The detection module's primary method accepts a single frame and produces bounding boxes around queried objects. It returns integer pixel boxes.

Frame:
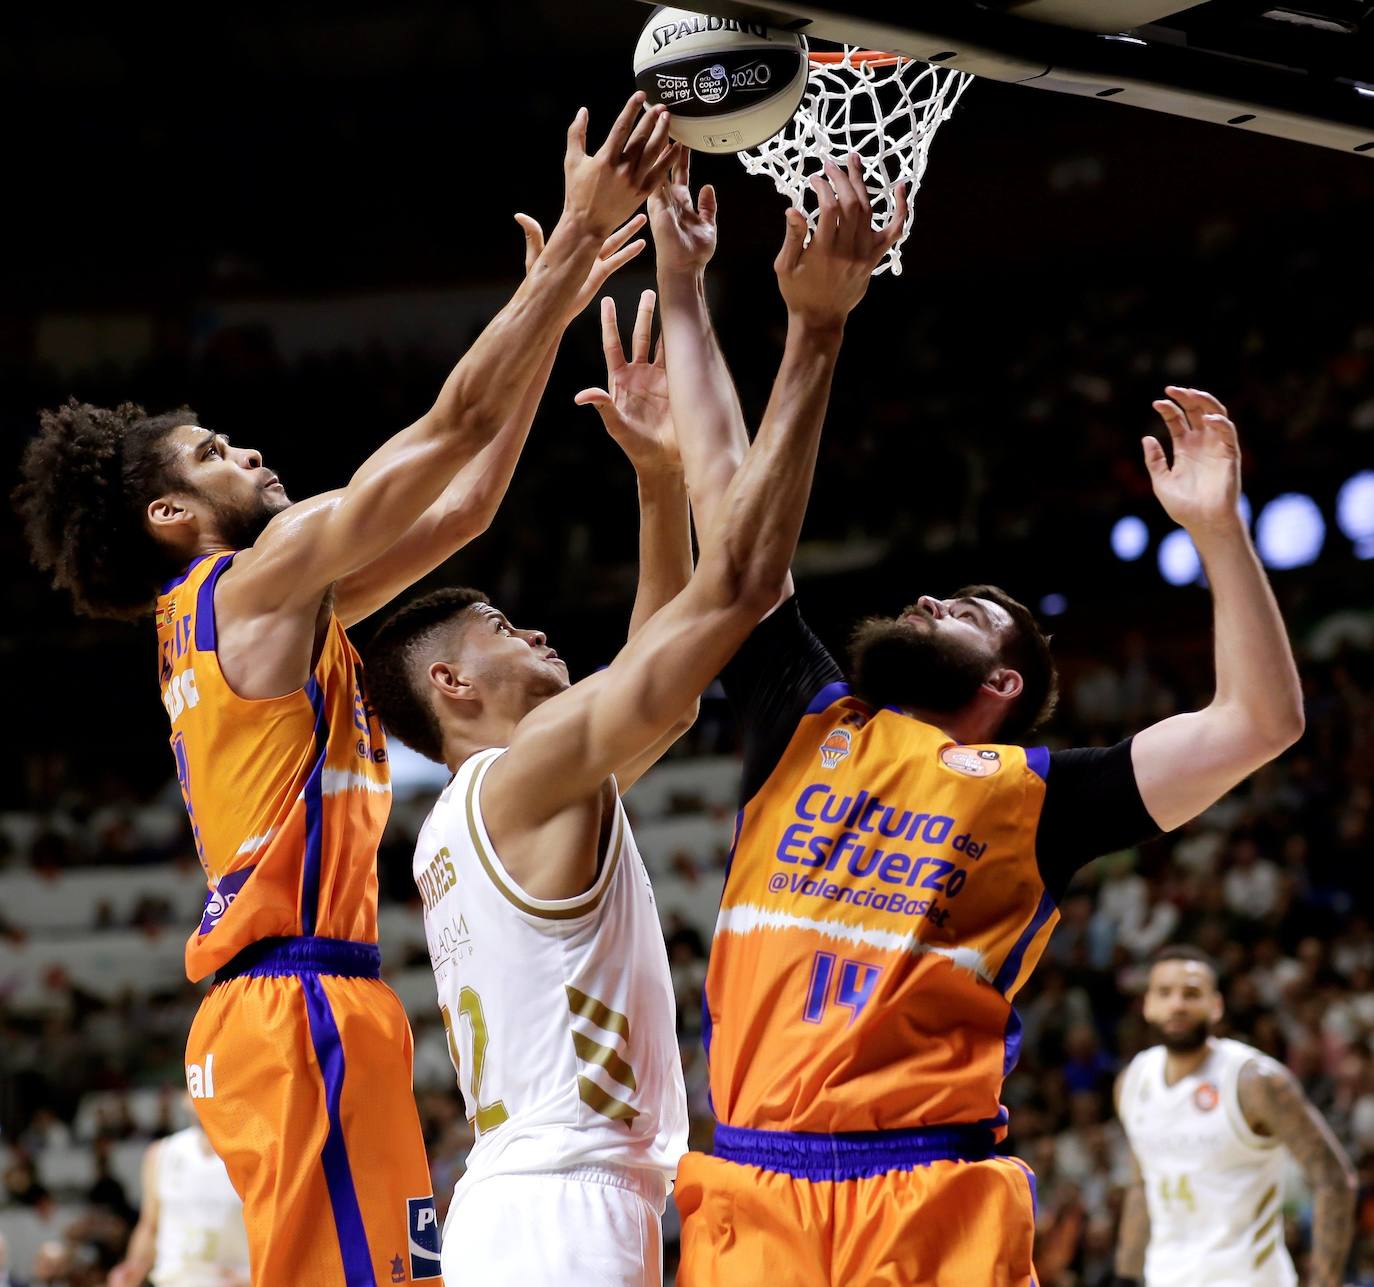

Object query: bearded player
[648,156,1307,1284]
[1114,946,1355,1287]
[14,94,675,1286]
[361,166,905,1285]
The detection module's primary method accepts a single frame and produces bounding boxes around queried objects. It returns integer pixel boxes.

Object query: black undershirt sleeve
[1035,738,1161,902]
[719,596,845,806]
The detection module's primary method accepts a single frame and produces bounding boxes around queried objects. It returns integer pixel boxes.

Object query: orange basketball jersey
[704,682,1056,1139]
[154,553,391,980]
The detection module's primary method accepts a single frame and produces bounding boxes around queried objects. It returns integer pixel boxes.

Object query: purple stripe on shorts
[301,974,377,1286]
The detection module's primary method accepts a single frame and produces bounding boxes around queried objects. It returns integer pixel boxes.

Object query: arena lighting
[1255,493,1325,569]
[1039,593,1068,616]
[1336,471,1374,543]
[1111,515,1149,560]
[1158,528,1202,586]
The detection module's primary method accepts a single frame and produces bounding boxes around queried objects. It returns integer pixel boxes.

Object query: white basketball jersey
[413,748,689,1192]
[1119,1038,1296,1287]
[151,1128,249,1287]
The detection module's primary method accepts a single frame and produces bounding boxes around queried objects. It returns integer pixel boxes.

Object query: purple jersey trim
[300,677,329,937]
[192,554,235,652]
[1026,745,1050,781]
[992,888,1057,995]
[804,680,852,716]
[159,553,215,596]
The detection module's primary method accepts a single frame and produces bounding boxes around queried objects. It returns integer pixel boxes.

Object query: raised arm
[1237,1059,1356,1287]
[219,98,676,621]
[649,151,756,548]
[575,289,696,788]
[485,159,906,834]
[332,214,649,627]
[1129,387,1305,831]
[575,290,692,642]
[1113,1070,1150,1285]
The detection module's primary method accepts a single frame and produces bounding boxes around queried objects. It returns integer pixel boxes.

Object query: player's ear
[428,661,477,705]
[147,495,196,532]
[982,667,1023,702]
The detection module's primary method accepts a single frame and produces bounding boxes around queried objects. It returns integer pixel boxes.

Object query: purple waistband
[711,1122,996,1181]
[213,936,381,983]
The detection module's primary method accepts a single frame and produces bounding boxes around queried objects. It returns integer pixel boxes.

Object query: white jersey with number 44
[1119,1037,1296,1287]
[413,748,688,1190]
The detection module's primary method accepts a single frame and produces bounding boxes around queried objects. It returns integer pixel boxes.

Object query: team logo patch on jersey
[819,728,852,769]
[939,746,1001,778]
[1193,1082,1219,1112]
[197,865,257,936]
[406,1195,441,1279]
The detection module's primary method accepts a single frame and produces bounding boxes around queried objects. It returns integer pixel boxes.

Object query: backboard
[631,1,1374,156]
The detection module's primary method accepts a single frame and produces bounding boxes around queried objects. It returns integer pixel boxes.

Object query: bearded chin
[217,494,282,551]
[1159,1022,1211,1053]
[848,618,992,714]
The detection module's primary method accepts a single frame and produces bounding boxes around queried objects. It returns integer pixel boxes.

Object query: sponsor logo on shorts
[407,1196,441,1279]
[186,1052,215,1099]
[940,746,1002,777]
[819,728,852,769]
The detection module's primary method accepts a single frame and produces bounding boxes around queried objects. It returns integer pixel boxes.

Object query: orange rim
[808,49,907,67]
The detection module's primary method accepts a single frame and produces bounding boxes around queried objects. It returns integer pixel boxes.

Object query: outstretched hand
[575,289,680,477]
[515,211,647,322]
[774,153,907,329]
[563,93,681,239]
[648,148,718,276]
[1143,386,1243,537]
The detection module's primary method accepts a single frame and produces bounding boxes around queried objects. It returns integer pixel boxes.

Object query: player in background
[108,1104,250,1287]
[15,93,675,1287]
[361,169,905,1285]
[1114,946,1355,1287]
[648,155,1308,1284]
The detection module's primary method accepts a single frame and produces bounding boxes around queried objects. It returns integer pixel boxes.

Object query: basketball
[632,7,808,153]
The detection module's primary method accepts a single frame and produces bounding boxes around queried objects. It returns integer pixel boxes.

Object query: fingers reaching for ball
[774,153,909,327]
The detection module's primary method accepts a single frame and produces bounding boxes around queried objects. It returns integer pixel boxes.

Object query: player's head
[1143,945,1223,1052]
[847,585,1057,743]
[13,399,290,620]
[364,588,570,763]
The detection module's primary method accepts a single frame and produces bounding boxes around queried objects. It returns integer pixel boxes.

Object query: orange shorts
[185,938,442,1286]
[676,1130,1038,1287]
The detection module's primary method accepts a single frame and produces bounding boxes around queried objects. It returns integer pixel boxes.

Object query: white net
[738,48,972,277]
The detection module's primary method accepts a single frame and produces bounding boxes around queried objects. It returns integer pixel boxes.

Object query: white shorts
[442,1164,667,1286]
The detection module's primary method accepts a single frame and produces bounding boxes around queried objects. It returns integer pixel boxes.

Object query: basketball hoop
[738,46,972,277]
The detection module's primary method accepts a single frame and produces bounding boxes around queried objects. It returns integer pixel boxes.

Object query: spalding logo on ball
[633,8,809,154]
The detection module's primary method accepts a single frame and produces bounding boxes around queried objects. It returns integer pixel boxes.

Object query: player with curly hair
[14,95,675,1287]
